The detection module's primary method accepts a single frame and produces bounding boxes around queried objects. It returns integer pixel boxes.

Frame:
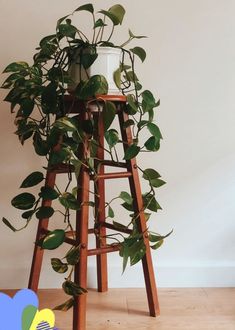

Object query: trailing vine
[1,3,172,310]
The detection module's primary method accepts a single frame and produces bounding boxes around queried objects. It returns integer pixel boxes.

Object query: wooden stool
[28,95,160,330]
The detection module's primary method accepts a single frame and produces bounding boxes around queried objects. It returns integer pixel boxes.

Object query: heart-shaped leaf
[63,280,87,296]
[65,246,80,265]
[119,191,133,205]
[39,186,59,200]
[147,123,163,140]
[130,47,146,62]
[105,129,119,148]
[144,136,160,151]
[59,193,80,210]
[103,101,116,131]
[11,193,36,210]
[36,206,54,219]
[143,168,161,181]
[40,229,65,250]
[51,258,68,273]
[123,144,140,160]
[3,61,29,73]
[74,4,94,14]
[20,171,44,188]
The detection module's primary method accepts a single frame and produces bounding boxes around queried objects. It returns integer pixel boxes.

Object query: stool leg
[118,110,160,316]
[94,112,108,292]
[73,153,90,329]
[28,171,57,292]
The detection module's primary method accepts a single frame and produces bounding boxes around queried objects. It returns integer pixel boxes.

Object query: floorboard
[3,288,235,329]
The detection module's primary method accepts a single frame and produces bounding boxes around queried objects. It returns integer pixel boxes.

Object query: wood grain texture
[3,288,235,330]
[119,109,160,316]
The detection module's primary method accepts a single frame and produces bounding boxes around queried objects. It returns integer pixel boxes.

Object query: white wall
[0,0,234,289]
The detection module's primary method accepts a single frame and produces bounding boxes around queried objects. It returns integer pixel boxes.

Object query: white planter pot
[69,46,121,95]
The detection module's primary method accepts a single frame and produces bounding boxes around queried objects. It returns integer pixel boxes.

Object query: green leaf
[1,73,24,89]
[120,235,146,272]
[33,132,50,156]
[123,119,135,129]
[142,90,156,113]
[120,242,129,273]
[94,18,107,29]
[144,136,160,151]
[56,15,70,29]
[121,202,134,211]
[39,186,59,200]
[144,213,151,221]
[81,52,98,70]
[74,3,94,14]
[58,23,77,38]
[41,82,58,114]
[49,148,70,165]
[81,119,94,135]
[51,258,68,273]
[66,245,80,265]
[59,192,80,210]
[113,67,121,89]
[150,178,166,188]
[40,229,65,250]
[108,206,114,218]
[2,217,16,232]
[151,239,164,250]
[147,123,163,140]
[76,75,108,99]
[129,240,146,266]
[105,129,119,148]
[3,61,29,73]
[119,191,133,205]
[98,10,118,24]
[143,168,165,188]
[143,194,162,212]
[125,71,138,83]
[126,95,138,113]
[123,144,140,160]
[20,171,44,188]
[129,29,147,40]
[109,4,125,24]
[63,280,87,296]
[143,168,161,180]
[36,206,54,219]
[103,101,116,131]
[11,193,36,210]
[149,229,173,243]
[54,298,74,311]
[71,159,82,179]
[20,98,34,118]
[99,4,125,26]
[53,117,77,132]
[130,47,146,62]
[21,210,35,219]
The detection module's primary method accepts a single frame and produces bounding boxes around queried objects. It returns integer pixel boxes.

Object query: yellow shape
[29,308,55,329]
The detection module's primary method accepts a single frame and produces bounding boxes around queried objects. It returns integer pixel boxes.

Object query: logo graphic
[0,289,58,330]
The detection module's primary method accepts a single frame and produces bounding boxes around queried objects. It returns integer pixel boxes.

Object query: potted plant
[1,3,171,310]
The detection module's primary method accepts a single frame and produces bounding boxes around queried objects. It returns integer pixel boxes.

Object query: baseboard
[1,265,235,289]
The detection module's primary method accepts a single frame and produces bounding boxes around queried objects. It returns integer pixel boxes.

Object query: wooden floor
[4,288,235,329]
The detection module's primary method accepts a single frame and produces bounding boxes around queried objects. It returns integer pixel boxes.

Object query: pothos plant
[1,3,172,310]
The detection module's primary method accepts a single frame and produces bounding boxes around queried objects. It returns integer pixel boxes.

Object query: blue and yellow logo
[0,289,58,330]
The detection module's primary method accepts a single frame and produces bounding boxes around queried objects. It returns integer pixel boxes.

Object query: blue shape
[0,288,38,330]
